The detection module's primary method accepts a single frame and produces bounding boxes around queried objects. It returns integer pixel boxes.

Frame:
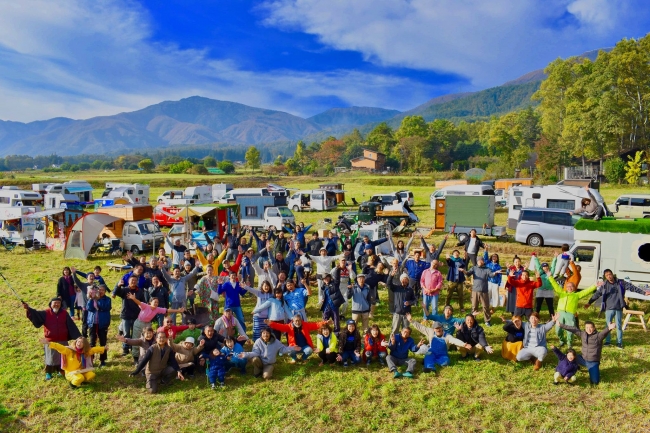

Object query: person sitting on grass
[170,336,204,379]
[315,323,338,366]
[550,345,579,385]
[557,318,616,385]
[267,315,331,363]
[221,337,247,374]
[500,315,525,362]
[406,313,465,374]
[363,324,387,366]
[337,319,362,367]
[238,327,300,380]
[515,312,554,371]
[426,305,465,336]
[40,336,105,388]
[214,307,249,343]
[454,314,494,361]
[207,346,229,389]
[382,326,424,378]
[130,331,184,394]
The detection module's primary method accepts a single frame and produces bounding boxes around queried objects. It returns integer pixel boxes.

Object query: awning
[26,209,65,219]
[65,186,93,193]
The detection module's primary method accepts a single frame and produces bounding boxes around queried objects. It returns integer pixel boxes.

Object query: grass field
[1,171,650,432]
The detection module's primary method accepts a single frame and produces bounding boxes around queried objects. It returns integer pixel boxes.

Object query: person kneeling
[130,331,184,393]
[41,337,105,388]
[382,327,424,378]
[551,345,578,385]
[337,320,362,367]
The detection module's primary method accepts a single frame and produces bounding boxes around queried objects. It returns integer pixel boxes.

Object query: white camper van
[218,188,269,204]
[0,206,41,243]
[100,183,150,205]
[183,185,212,204]
[507,185,606,230]
[287,189,337,212]
[0,187,42,207]
[610,194,650,219]
[38,181,94,203]
[429,185,494,209]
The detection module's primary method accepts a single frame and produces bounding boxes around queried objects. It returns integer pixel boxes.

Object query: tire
[387,220,397,230]
[457,233,469,244]
[131,245,141,254]
[292,205,300,212]
[158,199,163,203]
[527,234,543,247]
[337,221,351,232]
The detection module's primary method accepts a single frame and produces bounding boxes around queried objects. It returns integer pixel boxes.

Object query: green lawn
[1,171,650,432]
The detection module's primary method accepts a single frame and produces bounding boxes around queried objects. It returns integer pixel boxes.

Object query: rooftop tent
[64,213,121,260]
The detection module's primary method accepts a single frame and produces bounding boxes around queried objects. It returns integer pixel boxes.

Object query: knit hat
[432,321,443,329]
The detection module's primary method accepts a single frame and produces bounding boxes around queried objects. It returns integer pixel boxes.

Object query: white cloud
[260,0,644,87]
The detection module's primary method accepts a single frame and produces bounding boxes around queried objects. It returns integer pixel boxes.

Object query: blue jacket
[207,354,228,373]
[404,258,431,281]
[119,272,148,291]
[483,251,502,285]
[326,236,339,256]
[253,298,292,321]
[425,313,464,336]
[217,281,247,308]
[387,333,418,359]
[86,296,112,329]
[446,257,466,283]
[284,287,309,312]
[287,224,312,246]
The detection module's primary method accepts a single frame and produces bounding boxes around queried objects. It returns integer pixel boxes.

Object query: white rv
[287,189,337,212]
[183,185,212,204]
[218,188,269,204]
[0,206,41,243]
[507,185,606,230]
[0,187,42,208]
[37,181,94,203]
[99,183,150,206]
[429,185,494,209]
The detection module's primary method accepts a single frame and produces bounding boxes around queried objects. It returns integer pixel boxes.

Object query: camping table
[107,262,133,272]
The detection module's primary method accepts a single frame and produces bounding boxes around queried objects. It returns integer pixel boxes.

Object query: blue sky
[0,0,649,122]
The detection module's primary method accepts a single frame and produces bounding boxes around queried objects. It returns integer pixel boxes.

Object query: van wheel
[158,199,163,203]
[527,234,543,247]
[131,245,140,254]
[457,233,469,244]
[292,205,300,212]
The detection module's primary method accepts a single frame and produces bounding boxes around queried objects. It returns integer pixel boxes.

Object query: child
[117,327,156,366]
[557,318,616,385]
[74,286,85,320]
[363,324,387,366]
[207,347,229,388]
[222,337,247,373]
[170,337,204,378]
[550,345,579,385]
[315,323,338,366]
[555,244,573,279]
[41,337,105,388]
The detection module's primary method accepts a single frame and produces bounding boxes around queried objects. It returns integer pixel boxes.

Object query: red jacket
[160,324,189,341]
[268,320,327,348]
[364,333,387,355]
[508,276,542,309]
[220,253,243,277]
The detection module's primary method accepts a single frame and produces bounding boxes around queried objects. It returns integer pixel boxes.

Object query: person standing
[455,229,485,267]
[388,274,415,334]
[445,250,467,313]
[461,256,501,327]
[584,269,650,349]
[483,247,502,309]
[420,259,443,319]
[113,276,147,357]
[85,285,112,367]
[548,274,597,348]
[531,254,557,318]
[347,274,372,331]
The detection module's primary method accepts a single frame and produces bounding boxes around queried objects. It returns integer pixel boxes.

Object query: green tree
[217,160,235,174]
[274,155,285,166]
[191,164,208,175]
[203,156,217,167]
[60,162,71,171]
[91,160,103,169]
[169,160,193,174]
[625,151,647,185]
[603,156,626,184]
[293,141,306,163]
[395,116,428,139]
[138,158,155,172]
[366,122,397,155]
[245,146,261,172]
[100,161,112,170]
[78,162,90,171]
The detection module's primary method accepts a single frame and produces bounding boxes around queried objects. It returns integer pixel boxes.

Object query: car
[157,190,184,203]
[514,208,579,247]
[395,190,415,206]
[611,194,650,219]
[370,193,401,205]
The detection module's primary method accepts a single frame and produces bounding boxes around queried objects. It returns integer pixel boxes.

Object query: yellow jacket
[549,276,597,315]
[316,333,338,352]
[49,342,105,374]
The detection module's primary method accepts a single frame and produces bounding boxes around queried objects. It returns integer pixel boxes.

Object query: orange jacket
[508,276,542,309]
[268,320,327,348]
[565,262,581,289]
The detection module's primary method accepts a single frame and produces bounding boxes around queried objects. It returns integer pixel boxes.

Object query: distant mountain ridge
[0,49,608,157]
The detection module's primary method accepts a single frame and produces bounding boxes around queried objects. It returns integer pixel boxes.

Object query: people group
[23,223,650,391]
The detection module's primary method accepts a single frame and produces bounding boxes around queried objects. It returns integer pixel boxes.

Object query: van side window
[127,225,138,235]
[267,209,279,217]
[546,199,575,210]
[513,205,522,210]
[574,247,594,262]
[482,189,495,195]
[631,198,645,207]
[532,193,541,199]
[544,212,570,226]
[616,197,629,205]
[521,210,543,222]
[245,206,258,217]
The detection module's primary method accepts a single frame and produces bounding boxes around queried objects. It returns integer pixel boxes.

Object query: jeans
[68,295,76,317]
[604,309,622,345]
[340,350,360,364]
[577,356,601,384]
[231,307,246,333]
[155,313,165,327]
[422,293,439,318]
[121,319,135,353]
[170,301,185,325]
[291,345,313,361]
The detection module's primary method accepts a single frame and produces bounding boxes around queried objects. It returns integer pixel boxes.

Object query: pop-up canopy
[64,213,121,260]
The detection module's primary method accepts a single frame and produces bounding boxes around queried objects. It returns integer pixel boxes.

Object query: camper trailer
[211,183,234,202]
[0,187,42,208]
[507,185,607,230]
[569,218,650,291]
[98,183,150,206]
[35,181,94,204]
[429,185,494,209]
[183,185,212,204]
[0,206,41,244]
[287,189,337,212]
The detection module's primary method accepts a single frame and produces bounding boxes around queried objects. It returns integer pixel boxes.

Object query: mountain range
[0,50,604,157]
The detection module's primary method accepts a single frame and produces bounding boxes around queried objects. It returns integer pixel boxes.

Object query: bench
[622,308,647,332]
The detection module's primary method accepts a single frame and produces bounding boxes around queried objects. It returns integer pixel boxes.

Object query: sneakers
[403,372,414,379]
[474,357,482,362]
[484,322,491,327]
[393,371,402,379]
[343,361,349,367]
[45,373,53,381]
[220,382,225,387]
[211,384,216,390]
[616,343,623,350]
[423,368,431,374]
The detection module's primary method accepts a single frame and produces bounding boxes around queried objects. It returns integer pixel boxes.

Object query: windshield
[278,207,293,217]
[138,223,160,235]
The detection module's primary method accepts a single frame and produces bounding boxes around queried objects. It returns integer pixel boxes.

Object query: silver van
[515,208,579,247]
[611,195,650,218]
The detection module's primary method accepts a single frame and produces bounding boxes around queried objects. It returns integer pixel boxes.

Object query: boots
[533,360,542,371]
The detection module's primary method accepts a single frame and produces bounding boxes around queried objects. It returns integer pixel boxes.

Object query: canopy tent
[25,209,65,219]
[64,213,121,260]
